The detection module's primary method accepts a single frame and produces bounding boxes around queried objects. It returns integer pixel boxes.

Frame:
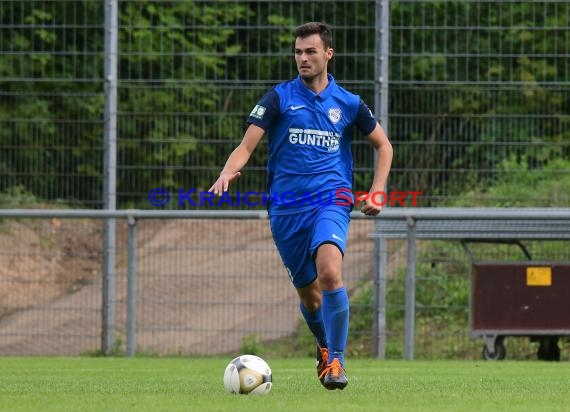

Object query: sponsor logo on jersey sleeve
[331,233,344,243]
[249,104,266,119]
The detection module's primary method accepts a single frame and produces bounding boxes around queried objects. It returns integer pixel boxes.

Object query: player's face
[294,34,333,81]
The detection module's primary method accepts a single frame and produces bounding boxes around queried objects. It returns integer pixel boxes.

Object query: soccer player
[209,22,393,390]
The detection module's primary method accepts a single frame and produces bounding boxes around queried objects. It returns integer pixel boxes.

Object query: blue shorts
[269,205,351,289]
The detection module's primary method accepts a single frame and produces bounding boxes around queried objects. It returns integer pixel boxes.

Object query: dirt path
[0,218,375,355]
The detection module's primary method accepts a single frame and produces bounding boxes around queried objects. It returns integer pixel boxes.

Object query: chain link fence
[2,1,568,206]
[0,213,374,357]
[389,0,570,206]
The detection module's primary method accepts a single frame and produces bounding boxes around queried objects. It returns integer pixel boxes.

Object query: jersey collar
[295,73,336,101]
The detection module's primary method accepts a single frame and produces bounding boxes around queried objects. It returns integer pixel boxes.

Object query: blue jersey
[247,74,377,215]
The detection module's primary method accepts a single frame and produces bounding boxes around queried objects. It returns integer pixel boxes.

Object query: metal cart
[462,239,570,361]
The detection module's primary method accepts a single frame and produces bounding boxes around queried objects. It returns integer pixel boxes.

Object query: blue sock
[322,287,349,366]
[299,303,327,349]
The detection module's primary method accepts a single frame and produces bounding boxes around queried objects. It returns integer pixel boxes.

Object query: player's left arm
[353,99,394,216]
[361,123,393,216]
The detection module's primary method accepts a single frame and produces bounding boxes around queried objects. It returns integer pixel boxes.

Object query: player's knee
[317,264,342,290]
[301,297,322,312]
[318,260,340,278]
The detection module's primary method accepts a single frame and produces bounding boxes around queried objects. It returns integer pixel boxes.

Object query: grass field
[1,357,569,412]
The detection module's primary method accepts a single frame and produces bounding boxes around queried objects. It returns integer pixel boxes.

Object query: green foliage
[455,156,570,207]
[349,279,374,335]
[116,2,250,200]
[239,333,267,356]
[0,0,103,204]
[343,239,570,360]
[0,185,38,208]
[391,2,568,83]
[2,1,569,206]
[388,1,570,205]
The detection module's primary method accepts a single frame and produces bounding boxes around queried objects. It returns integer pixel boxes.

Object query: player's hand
[208,171,241,195]
[359,194,382,216]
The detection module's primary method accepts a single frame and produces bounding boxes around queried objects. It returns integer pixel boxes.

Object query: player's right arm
[208,124,265,195]
[210,89,280,196]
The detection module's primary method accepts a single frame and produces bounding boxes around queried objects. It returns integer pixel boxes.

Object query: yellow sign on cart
[526,267,552,286]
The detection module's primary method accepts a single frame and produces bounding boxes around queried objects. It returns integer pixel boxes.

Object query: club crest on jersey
[328,107,342,124]
[249,104,266,119]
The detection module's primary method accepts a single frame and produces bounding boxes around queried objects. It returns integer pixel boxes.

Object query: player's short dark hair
[294,22,333,49]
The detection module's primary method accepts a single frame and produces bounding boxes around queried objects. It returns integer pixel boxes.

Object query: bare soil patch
[0,217,375,355]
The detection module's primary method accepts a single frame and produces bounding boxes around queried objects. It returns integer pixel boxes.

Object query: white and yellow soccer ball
[223,354,272,395]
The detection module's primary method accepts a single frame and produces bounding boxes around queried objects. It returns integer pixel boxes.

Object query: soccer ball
[223,354,272,395]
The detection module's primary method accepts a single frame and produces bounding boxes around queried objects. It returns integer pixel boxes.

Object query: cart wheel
[482,340,506,361]
[537,336,560,361]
